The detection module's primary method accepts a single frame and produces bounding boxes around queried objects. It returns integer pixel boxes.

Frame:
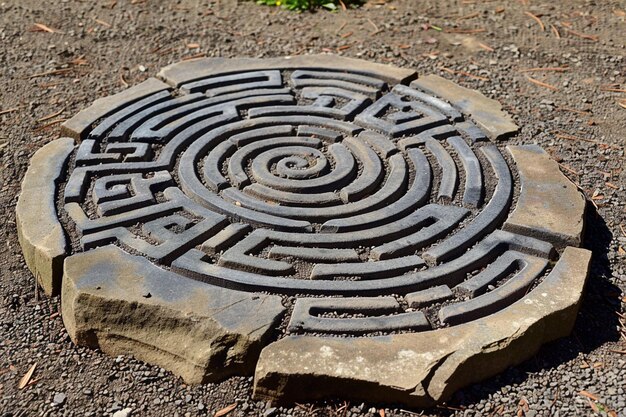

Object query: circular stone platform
[16,55,590,407]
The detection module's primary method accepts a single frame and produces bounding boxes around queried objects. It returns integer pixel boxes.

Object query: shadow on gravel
[438,202,623,413]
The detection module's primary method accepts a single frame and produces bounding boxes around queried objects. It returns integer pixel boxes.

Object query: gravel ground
[1,1,625,416]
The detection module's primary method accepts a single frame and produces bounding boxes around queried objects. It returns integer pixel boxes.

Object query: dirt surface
[1,0,625,416]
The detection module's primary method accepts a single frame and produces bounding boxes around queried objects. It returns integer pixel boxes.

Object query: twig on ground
[156,47,175,56]
[525,11,545,31]
[28,69,73,79]
[558,162,580,176]
[579,390,599,401]
[69,55,89,66]
[525,75,558,91]
[213,403,237,417]
[182,52,207,60]
[445,27,486,34]
[334,401,349,417]
[550,387,560,408]
[440,67,489,81]
[31,23,58,33]
[336,42,355,51]
[555,132,621,149]
[436,404,464,411]
[33,118,66,132]
[520,66,569,72]
[489,405,505,417]
[550,24,561,38]
[18,363,37,389]
[587,399,600,413]
[335,20,347,34]
[93,17,111,27]
[366,18,379,33]
[457,12,480,21]
[556,106,591,115]
[564,28,599,41]
[119,72,128,88]
[37,108,65,122]
[0,108,19,116]
[398,410,424,416]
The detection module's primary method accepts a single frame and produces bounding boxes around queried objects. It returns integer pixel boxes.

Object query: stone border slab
[157,54,418,87]
[62,244,286,384]
[411,75,519,140]
[16,137,74,296]
[60,77,171,140]
[253,247,591,407]
[503,145,586,248]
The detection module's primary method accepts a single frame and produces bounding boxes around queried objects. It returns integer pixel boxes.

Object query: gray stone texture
[158,54,417,87]
[411,75,519,140]
[62,244,285,384]
[254,247,591,407]
[60,77,171,139]
[16,137,74,295]
[504,145,586,248]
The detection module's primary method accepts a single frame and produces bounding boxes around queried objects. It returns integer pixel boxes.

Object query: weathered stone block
[16,137,74,295]
[62,245,285,383]
[504,145,586,248]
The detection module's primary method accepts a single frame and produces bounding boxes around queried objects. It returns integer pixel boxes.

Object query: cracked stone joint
[16,55,590,407]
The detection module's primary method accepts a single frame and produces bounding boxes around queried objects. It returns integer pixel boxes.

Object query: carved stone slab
[16,55,589,407]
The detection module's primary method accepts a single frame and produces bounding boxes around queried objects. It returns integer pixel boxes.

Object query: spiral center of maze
[61,67,556,336]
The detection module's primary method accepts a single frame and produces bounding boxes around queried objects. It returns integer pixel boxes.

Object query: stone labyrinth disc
[17,55,590,407]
